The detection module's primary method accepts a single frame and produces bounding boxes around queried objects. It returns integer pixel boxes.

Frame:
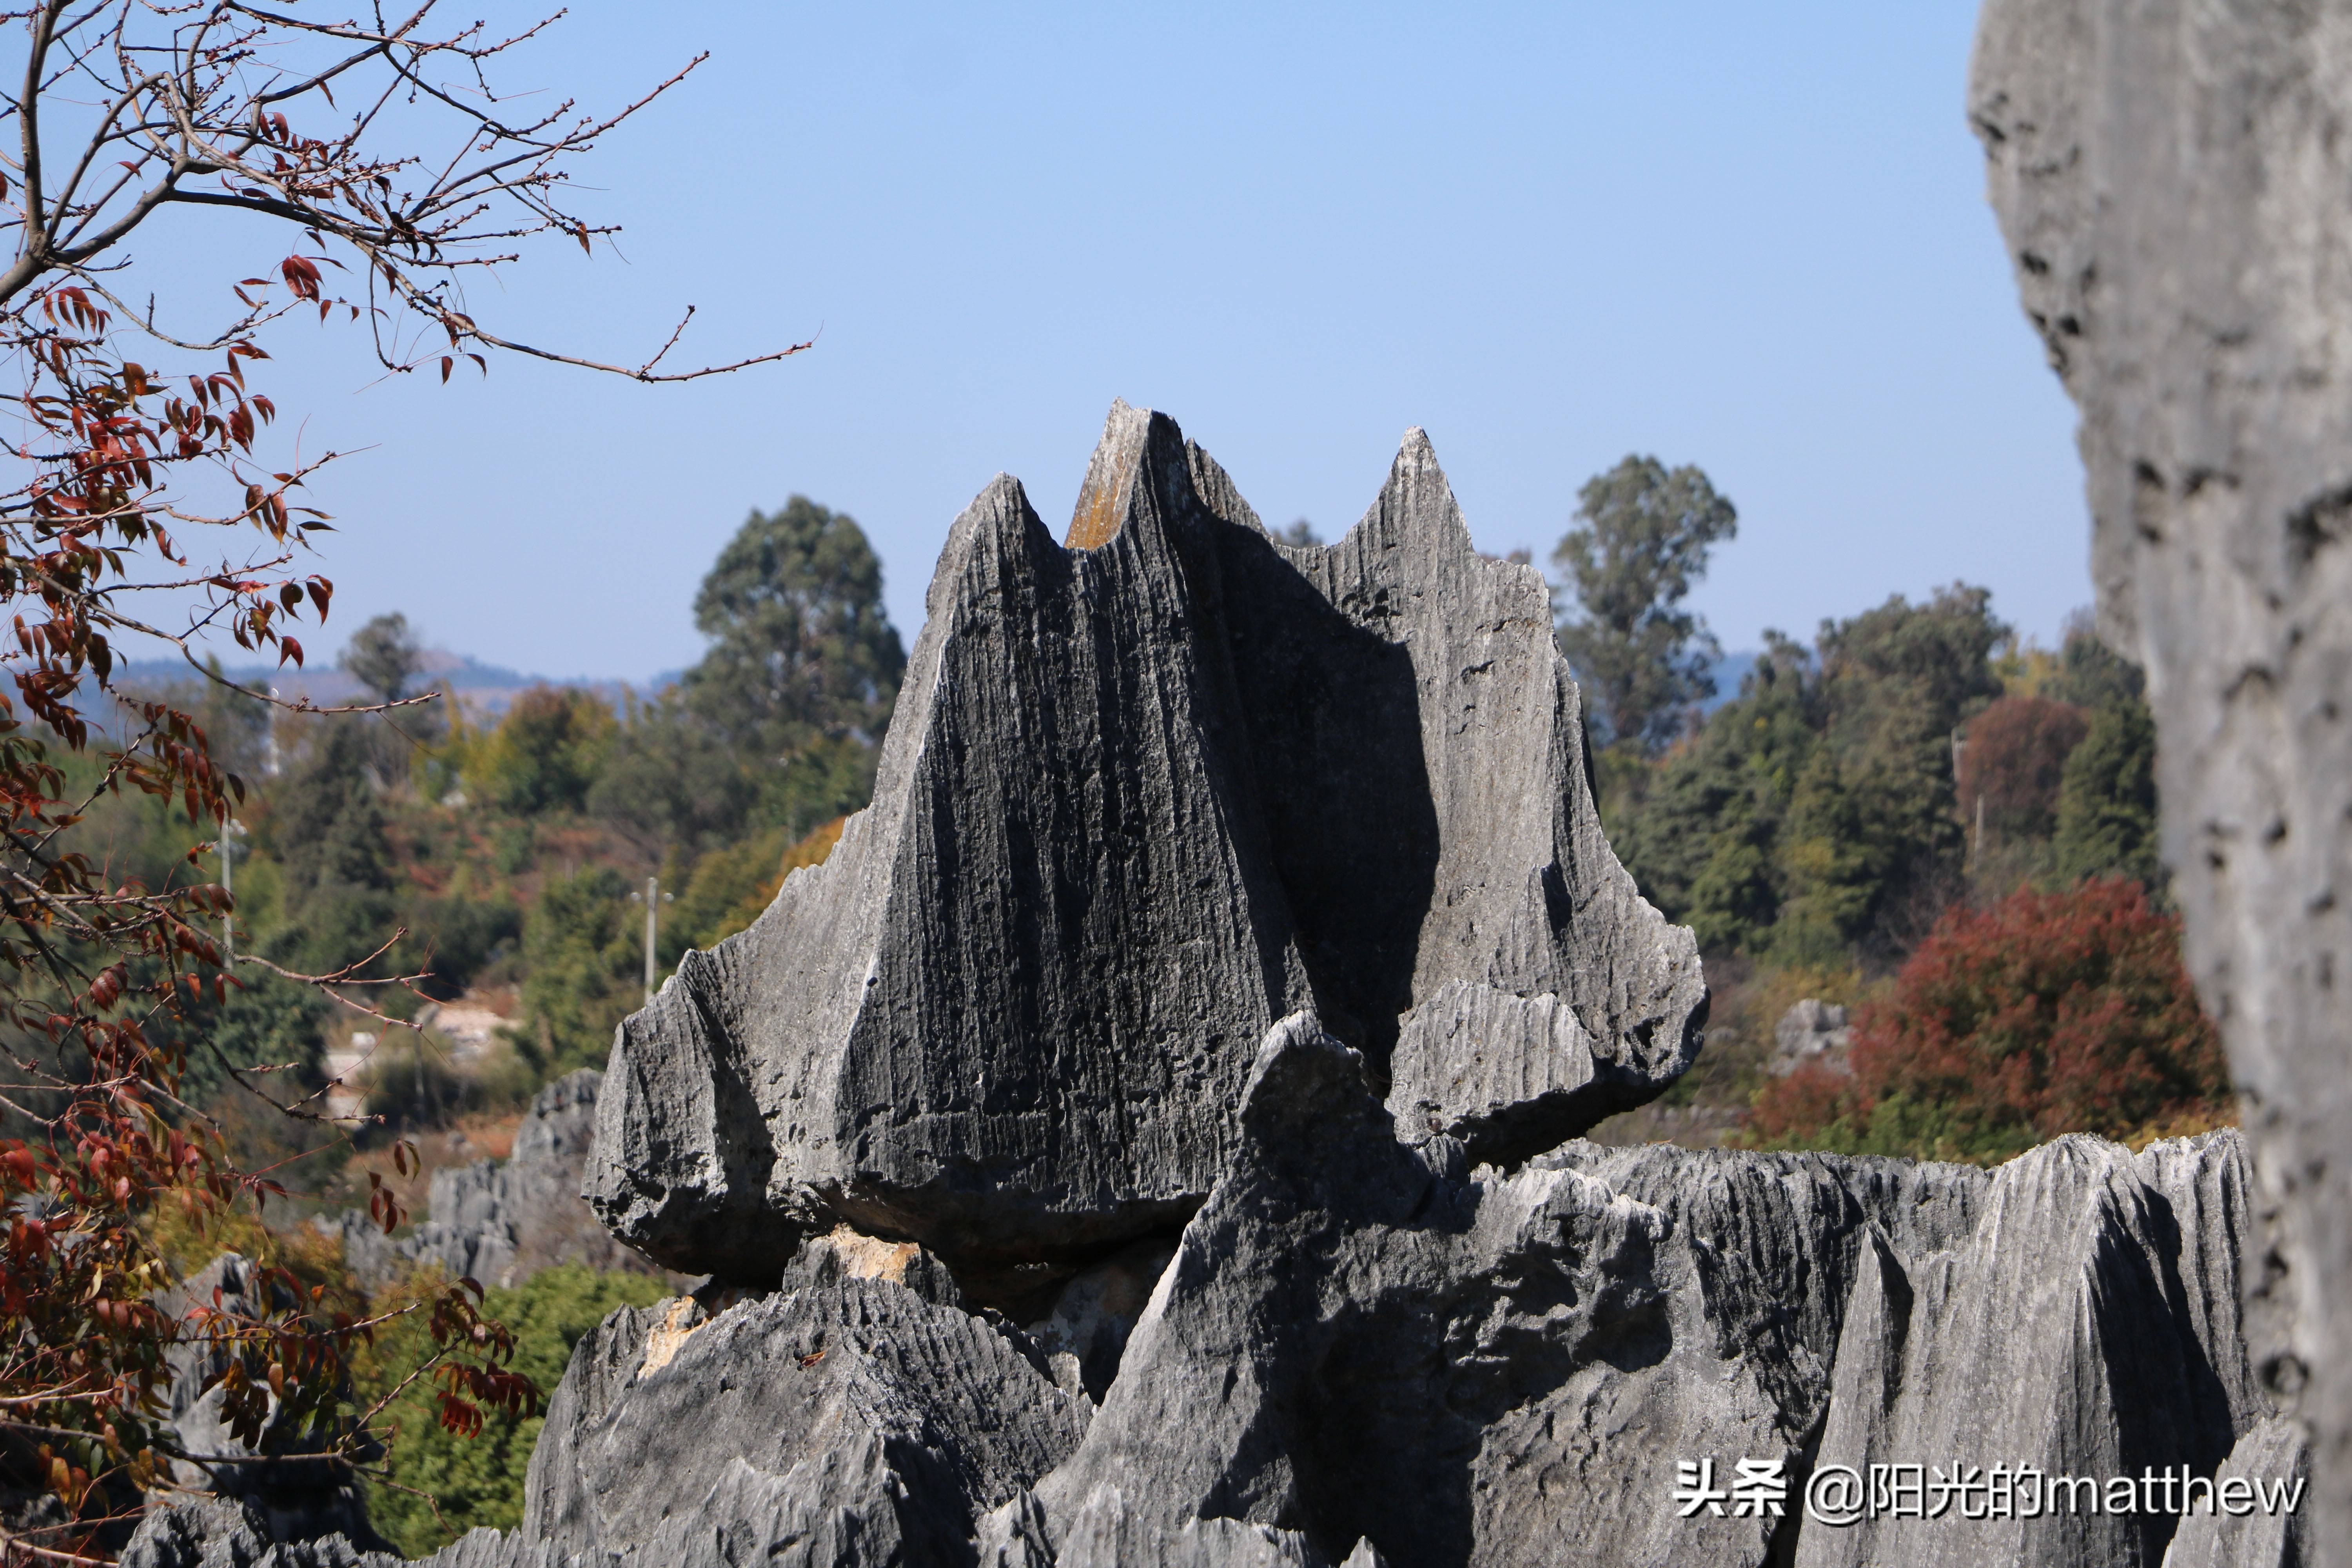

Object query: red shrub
[1749,877,2229,1159]
[1957,694,2091,838]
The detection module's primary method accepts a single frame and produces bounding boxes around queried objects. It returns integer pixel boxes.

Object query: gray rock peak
[586,402,1704,1281]
[1769,998,1855,1078]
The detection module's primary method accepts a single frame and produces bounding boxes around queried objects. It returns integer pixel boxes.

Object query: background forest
[62,461,2223,1550]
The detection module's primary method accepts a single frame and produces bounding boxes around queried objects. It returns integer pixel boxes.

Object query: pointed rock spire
[586,404,1704,1283]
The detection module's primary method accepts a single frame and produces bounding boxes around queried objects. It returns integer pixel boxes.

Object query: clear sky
[157,1,2087,682]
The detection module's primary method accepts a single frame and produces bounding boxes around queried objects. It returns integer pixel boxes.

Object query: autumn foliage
[1955,693,2091,839]
[1748,877,2230,1163]
[0,3,795,1556]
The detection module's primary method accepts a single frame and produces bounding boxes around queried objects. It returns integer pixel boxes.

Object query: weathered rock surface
[586,403,1704,1281]
[2160,1415,2311,1568]
[321,1070,653,1292]
[132,1050,2279,1565]
[152,1255,383,1550]
[1768,998,1854,1078]
[133,410,2294,1565]
[1022,1019,2262,1567]
[519,1266,1088,1567]
[1971,1,2352,1552]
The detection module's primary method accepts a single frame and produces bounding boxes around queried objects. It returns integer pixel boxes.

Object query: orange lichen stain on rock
[821,1224,923,1284]
[1064,451,1136,550]
[636,1296,706,1380]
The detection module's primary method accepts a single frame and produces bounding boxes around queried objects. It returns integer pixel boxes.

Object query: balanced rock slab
[587,403,1703,1280]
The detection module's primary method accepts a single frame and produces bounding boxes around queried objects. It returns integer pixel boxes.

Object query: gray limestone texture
[516,1270,1088,1568]
[1768,998,1854,1078]
[149,1255,384,1551]
[320,1070,653,1292]
[1971,0,2350,1554]
[1025,1017,2257,1568]
[126,1020,2275,1566]
[585,402,1705,1282]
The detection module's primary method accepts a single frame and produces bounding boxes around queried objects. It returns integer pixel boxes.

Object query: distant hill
[107,650,641,723]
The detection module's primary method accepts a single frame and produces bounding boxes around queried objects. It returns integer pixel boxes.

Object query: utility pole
[643,876,658,1003]
[631,876,672,1005]
[219,819,245,962]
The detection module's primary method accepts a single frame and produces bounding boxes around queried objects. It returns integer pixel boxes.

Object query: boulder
[1972,0,2352,1550]
[586,402,1704,1282]
[517,1270,1089,1567]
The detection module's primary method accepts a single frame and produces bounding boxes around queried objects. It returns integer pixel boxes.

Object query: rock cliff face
[583,403,1705,1282]
[1970,1,2344,1554]
[126,410,2287,1566]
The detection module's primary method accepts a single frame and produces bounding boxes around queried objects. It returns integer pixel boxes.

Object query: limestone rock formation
[1768,998,1854,1078]
[323,1070,653,1292]
[1971,1,2350,1551]
[518,1272,1089,1566]
[150,1256,384,1550]
[126,411,2289,1565]
[586,402,1704,1282]
[141,1015,2277,1567]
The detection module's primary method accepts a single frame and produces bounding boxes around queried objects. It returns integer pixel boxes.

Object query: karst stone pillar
[1973,0,2352,1550]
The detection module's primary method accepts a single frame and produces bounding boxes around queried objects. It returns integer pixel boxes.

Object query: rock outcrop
[150,1256,383,1550]
[132,1018,2279,1567]
[1769,998,1853,1078]
[129,410,2292,1566]
[585,403,1704,1282]
[324,1070,654,1292]
[1970,0,2343,1552]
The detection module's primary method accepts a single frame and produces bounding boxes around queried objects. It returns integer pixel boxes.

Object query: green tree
[590,690,761,857]
[1614,637,1819,951]
[514,867,642,1076]
[1808,584,2007,949]
[363,1265,669,1555]
[2043,613,2147,711]
[472,687,618,816]
[2053,699,2162,888]
[683,497,907,758]
[341,612,426,702]
[261,724,400,980]
[1551,456,1737,751]
[1613,588,2006,961]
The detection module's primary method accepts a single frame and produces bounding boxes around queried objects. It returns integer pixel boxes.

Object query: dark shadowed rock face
[1971,1,2349,1553]
[585,403,1705,1281]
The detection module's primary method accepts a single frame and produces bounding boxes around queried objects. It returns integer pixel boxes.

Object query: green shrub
[363,1265,668,1555]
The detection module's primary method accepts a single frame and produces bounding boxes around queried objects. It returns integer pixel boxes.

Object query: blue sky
[156,2,2086,681]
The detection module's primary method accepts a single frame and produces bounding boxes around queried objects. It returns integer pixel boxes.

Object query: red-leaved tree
[1955,693,2091,840]
[0,4,797,1558]
[1748,877,2230,1162]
